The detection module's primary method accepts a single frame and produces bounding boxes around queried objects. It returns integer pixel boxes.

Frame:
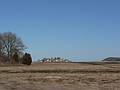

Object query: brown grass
[0,63,120,90]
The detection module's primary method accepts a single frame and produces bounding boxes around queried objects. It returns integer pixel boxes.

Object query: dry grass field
[0,62,120,90]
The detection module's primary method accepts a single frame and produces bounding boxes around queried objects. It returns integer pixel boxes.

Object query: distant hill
[103,57,120,62]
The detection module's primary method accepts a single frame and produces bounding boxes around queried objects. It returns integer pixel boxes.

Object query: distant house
[103,57,120,62]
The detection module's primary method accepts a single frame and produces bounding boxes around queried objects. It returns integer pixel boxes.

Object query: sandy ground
[0,63,120,90]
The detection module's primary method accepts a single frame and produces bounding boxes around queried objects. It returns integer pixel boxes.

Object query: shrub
[22,53,32,65]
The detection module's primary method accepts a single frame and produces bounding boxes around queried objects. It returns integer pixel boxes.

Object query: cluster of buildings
[39,57,71,63]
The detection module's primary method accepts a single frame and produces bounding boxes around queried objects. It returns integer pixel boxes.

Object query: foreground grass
[0,63,120,90]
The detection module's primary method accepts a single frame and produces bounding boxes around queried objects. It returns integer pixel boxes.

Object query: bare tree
[0,32,26,60]
[0,40,2,56]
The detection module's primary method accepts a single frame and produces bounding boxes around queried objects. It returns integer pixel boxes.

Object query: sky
[0,0,120,61]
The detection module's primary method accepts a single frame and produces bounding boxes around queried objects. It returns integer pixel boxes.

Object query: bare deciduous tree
[0,32,26,61]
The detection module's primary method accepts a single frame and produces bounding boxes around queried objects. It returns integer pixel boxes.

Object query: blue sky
[0,0,120,61]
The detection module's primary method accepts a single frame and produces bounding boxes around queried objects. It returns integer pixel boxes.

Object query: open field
[0,62,120,90]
